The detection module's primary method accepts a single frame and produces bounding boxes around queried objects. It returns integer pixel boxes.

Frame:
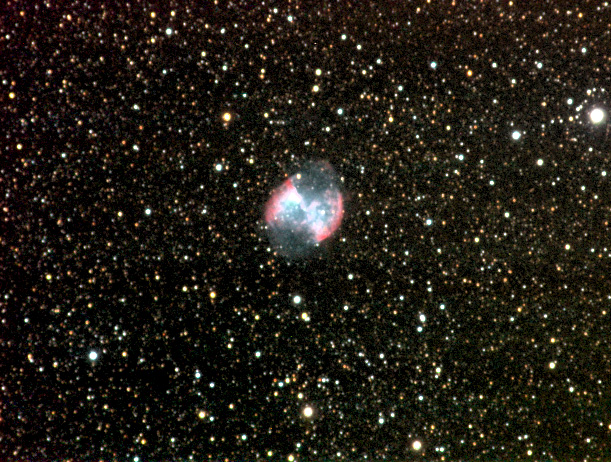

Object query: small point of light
[312,84,319,93]
[89,351,98,361]
[549,361,556,369]
[430,61,437,69]
[210,291,216,299]
[419,314,426,322]
[511,130,521,140]
[165,27,173,36]
[222,112,232,122]
[145,208,151,215]
[337,108,343,115]
[590,107,605,124]
[413,440,422,451]
[537,158,544,166]
[293,295,301,304]
[565,243,571,250]
[215,163,223,171]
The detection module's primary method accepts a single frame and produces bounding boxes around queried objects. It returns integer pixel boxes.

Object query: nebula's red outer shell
[265,163,343,254]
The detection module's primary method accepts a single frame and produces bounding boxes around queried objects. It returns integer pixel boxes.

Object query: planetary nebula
[265,161,343,258]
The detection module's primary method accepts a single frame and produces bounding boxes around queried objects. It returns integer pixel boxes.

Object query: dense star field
[2,1,611,460]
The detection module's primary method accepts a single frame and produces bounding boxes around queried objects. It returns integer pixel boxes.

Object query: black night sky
[3,1,611,461]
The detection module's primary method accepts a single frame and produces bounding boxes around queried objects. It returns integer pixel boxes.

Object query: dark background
[2,0,611,460]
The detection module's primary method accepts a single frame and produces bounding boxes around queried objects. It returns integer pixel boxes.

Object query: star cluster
[3,1,611,460]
